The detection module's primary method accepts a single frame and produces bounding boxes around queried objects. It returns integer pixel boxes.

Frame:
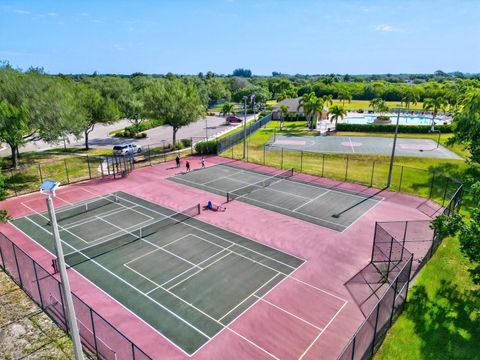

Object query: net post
[197,203,201,215]
[87,156,92,179]
[64,159,70,184]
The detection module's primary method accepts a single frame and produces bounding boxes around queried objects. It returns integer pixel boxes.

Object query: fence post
[281,148,284,169]
[12,244,23,288]
[389,275,400,327]
[86,156,92,179]
[247,140,249,162]
[351,336,356,360]
[57,282,68,334]
[405,254,414,293]
[38,164,43,183]
[148,146,152,166]
[191,137,193,154]
[400,221,408,260]
[441,178,450,207]
[32,262,44,308]
[322,154,325,177]
[89,309,100,357]
[10,169,18,196]
[300,151,304,172]
[371,303,382,356]
[370,161,375,187]
[398,166,404,192]
[386,234,394,277]
[429,172,436,199]
[371,222,378,260]
[64,159,70,184]
[345,155,349,181]
[263,146,266,165]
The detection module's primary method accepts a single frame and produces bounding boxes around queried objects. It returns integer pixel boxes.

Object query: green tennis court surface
[168,164,381,231]
[12,191,304,355]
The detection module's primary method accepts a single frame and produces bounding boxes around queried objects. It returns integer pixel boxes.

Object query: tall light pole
[386,107,402,188]
[40,181,84,360]
[205,116,208,140]
[242,96,247,159]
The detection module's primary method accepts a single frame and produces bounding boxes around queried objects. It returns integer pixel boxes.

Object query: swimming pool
[342,115,450,126]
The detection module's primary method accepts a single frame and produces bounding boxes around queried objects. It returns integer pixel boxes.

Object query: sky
[1,0,479,75]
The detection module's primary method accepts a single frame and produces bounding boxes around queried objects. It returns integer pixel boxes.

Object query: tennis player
[186,160,191,172]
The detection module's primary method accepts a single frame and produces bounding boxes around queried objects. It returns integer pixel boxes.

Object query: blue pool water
[343,115,449,126]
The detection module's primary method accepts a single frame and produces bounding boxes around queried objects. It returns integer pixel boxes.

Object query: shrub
[336,123,453,133]
[195,140,218,154]
[180,138,192,148]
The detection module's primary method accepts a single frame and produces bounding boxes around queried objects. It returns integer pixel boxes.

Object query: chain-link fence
[221,141,462,210]
[1,138,204,199]
[0,232,152,359]
[339,183,464,360]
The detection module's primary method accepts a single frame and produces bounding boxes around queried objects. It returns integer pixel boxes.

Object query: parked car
[226,116,243,123]
[113,144,142,156]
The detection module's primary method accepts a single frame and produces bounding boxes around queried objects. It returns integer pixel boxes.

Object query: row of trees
[0,65,206,167]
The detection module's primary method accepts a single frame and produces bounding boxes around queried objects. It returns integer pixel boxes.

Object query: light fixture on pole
[242,96,247,159]
[40,180,84,360]
[386,107,402,188]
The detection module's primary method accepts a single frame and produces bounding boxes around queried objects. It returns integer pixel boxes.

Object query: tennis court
[12,191,305,355]
[168,164,381,232]
[267,135,463,159]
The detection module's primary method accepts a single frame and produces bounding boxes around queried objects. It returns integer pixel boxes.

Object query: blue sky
[1,0,479,75]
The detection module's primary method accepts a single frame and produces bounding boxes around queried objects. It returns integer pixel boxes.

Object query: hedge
[195,140,218,154]
[336,123,453,133]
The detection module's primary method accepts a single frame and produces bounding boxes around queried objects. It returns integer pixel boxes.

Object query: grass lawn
[375,233,479,360]
[332,99,425,111]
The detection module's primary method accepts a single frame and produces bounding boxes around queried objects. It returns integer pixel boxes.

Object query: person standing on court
[186,160,191,172]
[201,157,205,168]
[175,155,180,168]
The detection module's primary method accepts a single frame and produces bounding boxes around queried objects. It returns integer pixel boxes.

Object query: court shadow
[403,280,480,359]
[332,187,386,219]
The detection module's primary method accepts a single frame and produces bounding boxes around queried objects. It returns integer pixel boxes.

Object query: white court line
[123,263,159,287]
[218,274,281,322]
[298,300,348,360]
[97,216,201,269]
[292,189,331,212]
[253,295,323,332]
[100,191,302,271]
[160,245,235,289]
[349,137,356,153]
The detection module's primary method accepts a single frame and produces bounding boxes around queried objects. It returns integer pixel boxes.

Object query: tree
[207,78,230,105]
[449,88,480,163]
[232,68,252,77]
[76,83,121,150]
[328,104,347,128]
[0,66,83,167]
[322,94,334,106]
[369,98,389,113]
[279,104,289,129]
[298,92,324,130]
[337,89,352,105]
[220,102,235,117]
[401,87,420,109]
[144,79,205,147]
[423,97,447,131]
[123,92,145,130]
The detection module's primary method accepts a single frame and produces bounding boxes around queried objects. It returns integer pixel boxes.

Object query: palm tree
[369,98,388,114]
[401,88,419,110]
[328,104,347,129]
[322,94,333,106]
[220,102,235,117]
[338,89,352,105]
[423,97,447,131]
[299,92,324,130]
[279,104,289,130]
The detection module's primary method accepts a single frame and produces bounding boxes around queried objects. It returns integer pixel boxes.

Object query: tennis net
[226,168,294,202]
[53,194,120,224]
[53,203,201,271]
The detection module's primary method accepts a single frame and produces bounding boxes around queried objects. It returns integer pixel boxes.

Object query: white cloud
[373,24,401,32]
[12,9,30,14]
[47,12,58,16]
[79,12,89,16]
